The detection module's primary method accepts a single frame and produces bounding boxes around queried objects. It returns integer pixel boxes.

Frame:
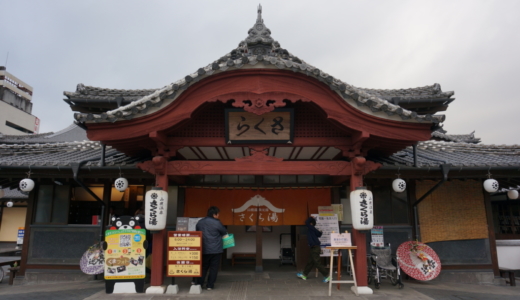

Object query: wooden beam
[139,157,381,177]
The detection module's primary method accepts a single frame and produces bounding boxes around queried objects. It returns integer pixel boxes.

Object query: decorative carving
[232,97,286,115]
[152,156,168,176]
[235,146,283,162]
[170,161,213,172]
[137,160,155,174]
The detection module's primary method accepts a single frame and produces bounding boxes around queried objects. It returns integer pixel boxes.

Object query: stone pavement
[0,266,519,300]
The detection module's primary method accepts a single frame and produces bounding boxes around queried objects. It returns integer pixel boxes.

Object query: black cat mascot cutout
[103,215,147,294]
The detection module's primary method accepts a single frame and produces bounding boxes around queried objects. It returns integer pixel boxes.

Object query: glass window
[491,194,520,239]
[35,185,53,223]
[263,175,279,184]
[298,175,314,183]
[34,184,71,224]
[222,175,238,184]
[280,175,297,184]
[204,175,220,183]
[239,175,255,184]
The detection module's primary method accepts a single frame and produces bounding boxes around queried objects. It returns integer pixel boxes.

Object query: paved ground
[0,265,518,300]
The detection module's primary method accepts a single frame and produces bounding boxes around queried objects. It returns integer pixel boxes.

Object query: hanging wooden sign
[225,108,293,144]
[167,231,202,277]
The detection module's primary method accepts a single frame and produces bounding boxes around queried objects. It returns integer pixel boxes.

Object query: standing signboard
[311,214,339,257]
[168,231,202,277]
[104,228,146,293]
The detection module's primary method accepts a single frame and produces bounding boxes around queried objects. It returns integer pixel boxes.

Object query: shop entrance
[183,187,332,271]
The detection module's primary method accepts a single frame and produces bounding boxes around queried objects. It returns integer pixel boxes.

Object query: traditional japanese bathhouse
[1,6,519,291]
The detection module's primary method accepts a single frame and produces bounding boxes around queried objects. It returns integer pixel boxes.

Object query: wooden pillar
[350,157,368,288]
[150,157,169,287]
[483,189,500,276]
[256,222,263,272]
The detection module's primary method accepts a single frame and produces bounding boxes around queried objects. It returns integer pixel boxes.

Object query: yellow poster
[104,229,146,280]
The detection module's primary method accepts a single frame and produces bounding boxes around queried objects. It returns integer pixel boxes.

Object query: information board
[104,229,146,280]
[168,231,202,277]
[312,214,339,256]
[371,226,384,247]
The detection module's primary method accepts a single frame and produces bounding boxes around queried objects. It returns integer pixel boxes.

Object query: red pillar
[350,157,368,288]
[150,172,168,287]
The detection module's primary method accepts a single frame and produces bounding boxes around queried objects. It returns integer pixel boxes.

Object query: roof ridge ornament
[257,4,263,23]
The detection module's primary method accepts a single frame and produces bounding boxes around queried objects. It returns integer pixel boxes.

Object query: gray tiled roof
[71,7,451,125]
[374,140,520,168]
[0,124,144,167]
[431,130,481,144]
[0,188,28,200]
[0,124,87,144]
[64,84,157,102]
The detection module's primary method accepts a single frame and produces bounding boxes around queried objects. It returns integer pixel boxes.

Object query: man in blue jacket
[297,216,330,282]
[196,206,228,290]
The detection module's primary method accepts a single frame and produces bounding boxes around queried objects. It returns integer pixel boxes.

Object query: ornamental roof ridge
[72,6,449,126]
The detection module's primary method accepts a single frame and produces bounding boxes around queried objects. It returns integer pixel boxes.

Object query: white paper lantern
[508,190,519,200]
[392,178,406,193]
[145,188,168,231]
[483,179,499,193]
[6,201,14,208]
[350,187,374,230]
[114,177,128,192]
[19,178,35,192]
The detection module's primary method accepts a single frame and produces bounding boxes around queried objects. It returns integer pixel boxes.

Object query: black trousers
[303,245,328,277]
[198,253,221,288]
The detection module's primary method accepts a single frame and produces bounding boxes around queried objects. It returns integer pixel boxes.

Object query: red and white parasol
[396,241,441,281]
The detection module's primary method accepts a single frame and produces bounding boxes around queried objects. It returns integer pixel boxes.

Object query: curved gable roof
[69,6,453,126]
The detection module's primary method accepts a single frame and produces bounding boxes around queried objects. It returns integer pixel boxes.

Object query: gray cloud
[1,0,519,145]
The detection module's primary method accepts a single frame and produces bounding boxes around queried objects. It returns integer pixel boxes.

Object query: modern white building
[0,66,39,135]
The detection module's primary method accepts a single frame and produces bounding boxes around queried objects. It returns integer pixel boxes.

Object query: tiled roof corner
[72,7,450,126]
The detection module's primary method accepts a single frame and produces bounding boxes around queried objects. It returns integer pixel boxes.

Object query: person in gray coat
[196,206,228,290]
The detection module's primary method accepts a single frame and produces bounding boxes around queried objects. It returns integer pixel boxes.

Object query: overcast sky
[2,0,519,145]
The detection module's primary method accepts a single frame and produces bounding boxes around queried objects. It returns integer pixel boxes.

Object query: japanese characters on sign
[371,226,384,247]
[225,108,293,143]
[330,232,352,247]
[145,188,168,231]
[311,214,340,257]
[232,194,284,225]
[350,187,374,230]
[104,229,146,280]
[167,231,202,277]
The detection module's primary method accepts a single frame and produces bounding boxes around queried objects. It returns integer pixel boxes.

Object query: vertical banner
[370,226,384,247]
[104,229,146,279]
[16,227,24,246]
[168,231,202,277]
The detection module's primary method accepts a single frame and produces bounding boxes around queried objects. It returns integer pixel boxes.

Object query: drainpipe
[100,143,106,167]
[413,164,450,240]
[412,144,418,167]
[71,158,105,242]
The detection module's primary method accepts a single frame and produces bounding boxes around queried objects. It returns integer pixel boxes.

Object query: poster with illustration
[104,228,146,280]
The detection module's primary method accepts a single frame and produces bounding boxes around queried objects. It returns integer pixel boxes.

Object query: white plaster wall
[497,246,520,269]
[0,100,36,134]
[226,225,291,259]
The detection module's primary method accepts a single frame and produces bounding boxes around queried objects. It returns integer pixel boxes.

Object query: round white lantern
[6,201,14,208]
[19,178,35,192]
[350,187,374,230]
[392,178,406,193]
[145,187,168,231]
[114,177,128,192]
[483,179,499,193]
[508,190,519,200]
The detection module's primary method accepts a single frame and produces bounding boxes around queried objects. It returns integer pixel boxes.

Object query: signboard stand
[167,231,203,294]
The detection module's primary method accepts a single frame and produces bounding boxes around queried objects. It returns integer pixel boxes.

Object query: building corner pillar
[349,156,372,294]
